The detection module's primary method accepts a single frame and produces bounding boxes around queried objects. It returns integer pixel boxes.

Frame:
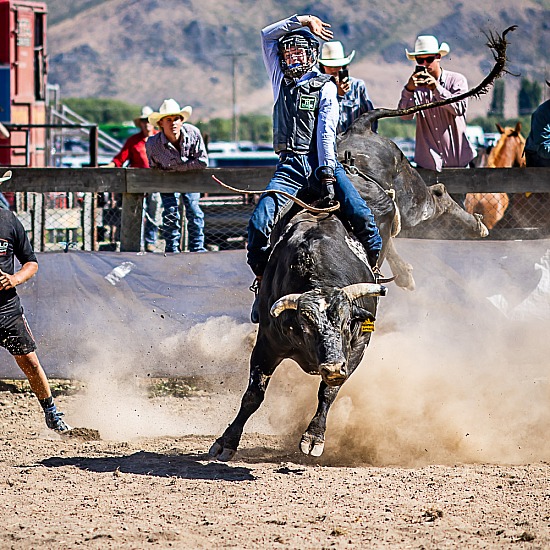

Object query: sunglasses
[415,55,436,64]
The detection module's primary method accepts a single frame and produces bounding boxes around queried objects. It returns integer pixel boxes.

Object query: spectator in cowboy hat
[524,80,550,167]
[105,106,160,252]
[318,40,377,134]
[146,99,208,253]
[398,34,476,173]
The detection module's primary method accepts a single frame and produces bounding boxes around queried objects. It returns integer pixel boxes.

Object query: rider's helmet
[277,28,319,79]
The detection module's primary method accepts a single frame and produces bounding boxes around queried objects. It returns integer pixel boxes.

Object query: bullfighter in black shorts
[0,171,70,432]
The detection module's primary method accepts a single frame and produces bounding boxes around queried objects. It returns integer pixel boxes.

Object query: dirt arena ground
[2,242,550,548]
[1,380,549,550]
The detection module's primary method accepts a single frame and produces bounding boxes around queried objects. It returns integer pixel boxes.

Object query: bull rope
[211,175,341,214]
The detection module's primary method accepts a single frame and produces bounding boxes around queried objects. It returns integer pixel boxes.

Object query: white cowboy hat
[133,106,154,127]
[148,99,193,126]
[0,121,9,139]
[405,35,450,60]
[318,41,355,67]
[0,170,12,184]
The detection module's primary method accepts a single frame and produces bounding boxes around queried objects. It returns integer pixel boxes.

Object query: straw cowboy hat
[405,35,450,60]
[148,99,193,126]
[133,106,154,127]
[318,41,355,67]
[0,170,12,184]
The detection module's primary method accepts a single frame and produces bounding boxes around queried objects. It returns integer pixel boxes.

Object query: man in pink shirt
[398,35,476,172]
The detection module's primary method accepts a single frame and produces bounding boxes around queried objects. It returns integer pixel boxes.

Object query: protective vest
[273,74,333,154]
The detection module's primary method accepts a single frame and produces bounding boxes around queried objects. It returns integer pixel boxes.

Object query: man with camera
[318,41,377,134]
[398,35,476,172]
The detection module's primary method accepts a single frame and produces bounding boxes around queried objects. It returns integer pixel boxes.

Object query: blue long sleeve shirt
[337,76,376,134]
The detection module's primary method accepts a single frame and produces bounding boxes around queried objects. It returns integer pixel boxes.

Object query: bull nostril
[319,362,347,379]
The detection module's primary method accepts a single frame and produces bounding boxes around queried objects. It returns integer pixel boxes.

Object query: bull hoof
[300,433,325,457]
[395,270,415,291]
[208,440,237,462]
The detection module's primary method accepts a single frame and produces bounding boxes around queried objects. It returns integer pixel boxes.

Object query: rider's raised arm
[317,79,339,171]
[261,14,303,99]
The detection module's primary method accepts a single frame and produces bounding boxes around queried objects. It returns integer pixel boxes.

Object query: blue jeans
[247,154,382,275]
[160,192,205,252]
[143,193,159,245]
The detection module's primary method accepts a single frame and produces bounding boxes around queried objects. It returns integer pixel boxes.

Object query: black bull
[338,124,489,290]
[210,206,391,461]
[209,130,490,462]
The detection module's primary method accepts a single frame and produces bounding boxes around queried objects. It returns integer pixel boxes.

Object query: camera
[414,65,427,74]
[338,68,349,82]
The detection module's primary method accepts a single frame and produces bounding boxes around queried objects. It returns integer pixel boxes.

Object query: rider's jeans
[247,153,382,276]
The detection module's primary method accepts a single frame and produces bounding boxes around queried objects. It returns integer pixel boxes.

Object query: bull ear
[351,305,375,322]
[270,293,302,317]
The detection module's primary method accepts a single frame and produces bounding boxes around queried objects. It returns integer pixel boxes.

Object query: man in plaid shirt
[146,99,209,253]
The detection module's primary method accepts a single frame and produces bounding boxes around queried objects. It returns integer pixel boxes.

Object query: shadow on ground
[40,450,256,481]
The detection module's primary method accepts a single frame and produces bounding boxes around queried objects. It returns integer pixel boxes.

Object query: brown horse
[465,122,525,229]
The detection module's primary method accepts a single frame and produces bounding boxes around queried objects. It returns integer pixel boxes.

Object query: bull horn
[270,294,302,317]
[341,283,387,301]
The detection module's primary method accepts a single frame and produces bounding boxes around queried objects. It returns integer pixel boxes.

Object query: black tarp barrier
[2,238,549,378]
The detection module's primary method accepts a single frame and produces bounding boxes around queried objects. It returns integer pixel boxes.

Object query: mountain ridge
[46,0,550,121]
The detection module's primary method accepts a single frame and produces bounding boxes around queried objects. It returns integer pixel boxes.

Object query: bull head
[270,283,387,317]
[270,283,387,387]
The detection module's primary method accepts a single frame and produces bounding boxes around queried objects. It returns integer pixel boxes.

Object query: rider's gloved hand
[315,166,336,200]
[367,251,379,269]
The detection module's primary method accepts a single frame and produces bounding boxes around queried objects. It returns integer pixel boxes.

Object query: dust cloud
[68,315,255,441]
[66,242,550,466]
[236,242,550,467]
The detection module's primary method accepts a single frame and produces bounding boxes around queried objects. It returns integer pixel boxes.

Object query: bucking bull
[210,27,515,461]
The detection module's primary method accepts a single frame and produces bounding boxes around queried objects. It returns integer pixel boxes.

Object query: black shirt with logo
[0,210,37,312]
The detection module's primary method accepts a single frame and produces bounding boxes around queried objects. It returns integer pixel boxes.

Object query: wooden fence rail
[2,167,550,251]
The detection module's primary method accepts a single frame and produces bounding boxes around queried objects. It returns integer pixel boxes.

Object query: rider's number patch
[360,320,375,333]
[299,94,317,111]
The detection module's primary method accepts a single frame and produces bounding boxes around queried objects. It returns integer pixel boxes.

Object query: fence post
[89,126,98,167]
[82,193,93,251]
[120,193,143,251]
[31,193,43,252]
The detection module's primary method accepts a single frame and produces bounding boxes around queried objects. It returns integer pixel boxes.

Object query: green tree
[488,79,505,118]
[518,78,542,116]
[63,98,142,124]
[196,114,272,143]
[377,118,416,140]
